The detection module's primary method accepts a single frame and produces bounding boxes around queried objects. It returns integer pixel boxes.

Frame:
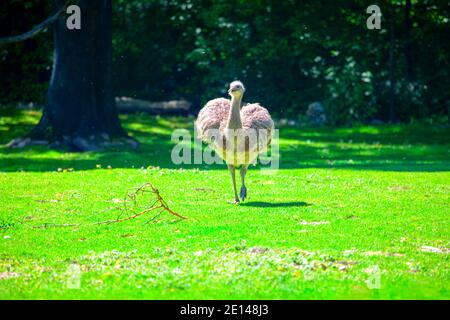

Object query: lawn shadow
[241,201,311,208]
[1,108,449,172]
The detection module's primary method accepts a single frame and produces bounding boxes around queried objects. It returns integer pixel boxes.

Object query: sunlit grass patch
[0,109,449,299]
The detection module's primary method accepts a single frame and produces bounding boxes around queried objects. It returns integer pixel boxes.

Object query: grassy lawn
[0,109,449,299]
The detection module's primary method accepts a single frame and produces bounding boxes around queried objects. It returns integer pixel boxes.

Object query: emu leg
[240,165,248,201]
[228,164,240,204]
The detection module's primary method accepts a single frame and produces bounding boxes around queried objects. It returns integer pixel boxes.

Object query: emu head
[228,81,245,98]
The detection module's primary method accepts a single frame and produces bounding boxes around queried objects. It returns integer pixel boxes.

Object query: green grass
[0,109,449,299]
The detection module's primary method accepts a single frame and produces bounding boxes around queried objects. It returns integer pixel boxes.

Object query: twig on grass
[33,223,80,229]
[32,182,187,229]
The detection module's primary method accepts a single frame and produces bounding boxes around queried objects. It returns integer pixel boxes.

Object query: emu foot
[228,198,240,204]
[240,186,247,201]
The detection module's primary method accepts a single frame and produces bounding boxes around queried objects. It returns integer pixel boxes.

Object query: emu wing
[196,98,230,143]
[241,103,274,152]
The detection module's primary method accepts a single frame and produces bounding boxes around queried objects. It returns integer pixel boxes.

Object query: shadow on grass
[241,201,311,208]
[0,109,449,172]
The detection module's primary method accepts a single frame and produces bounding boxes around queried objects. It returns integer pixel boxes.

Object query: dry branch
[32,182,187,229]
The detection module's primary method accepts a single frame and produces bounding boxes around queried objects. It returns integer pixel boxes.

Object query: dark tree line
[1,0,449,129]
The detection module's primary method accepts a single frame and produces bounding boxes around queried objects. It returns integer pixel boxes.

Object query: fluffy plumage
[196,98,274,165]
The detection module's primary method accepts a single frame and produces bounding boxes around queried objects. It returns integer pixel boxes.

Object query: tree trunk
[9,0,137,151]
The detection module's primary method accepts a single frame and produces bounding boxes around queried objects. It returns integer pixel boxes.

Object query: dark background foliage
[1,0,449,124]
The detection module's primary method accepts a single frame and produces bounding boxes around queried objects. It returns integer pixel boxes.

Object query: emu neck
[226,96,242,129]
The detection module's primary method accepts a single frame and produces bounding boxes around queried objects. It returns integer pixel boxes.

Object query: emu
[196,81,274,203]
